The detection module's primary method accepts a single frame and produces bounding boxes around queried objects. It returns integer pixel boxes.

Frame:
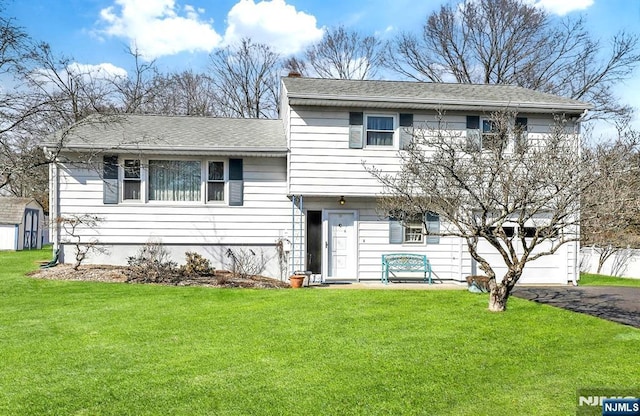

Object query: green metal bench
[381,253,432,284]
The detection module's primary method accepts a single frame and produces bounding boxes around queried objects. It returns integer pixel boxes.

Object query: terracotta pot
[289,274,305,288]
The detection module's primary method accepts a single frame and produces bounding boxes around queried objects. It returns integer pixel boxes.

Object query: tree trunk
[488,285,509,312]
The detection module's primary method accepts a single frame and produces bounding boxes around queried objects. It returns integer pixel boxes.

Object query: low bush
[126,240,180,284]
[179,252,215,277]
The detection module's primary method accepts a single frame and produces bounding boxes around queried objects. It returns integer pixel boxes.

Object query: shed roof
[0,197,40,225]
[45,114,288,156]
[282,77,592,114]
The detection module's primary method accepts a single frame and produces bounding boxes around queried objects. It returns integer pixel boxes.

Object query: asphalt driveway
[512,286,640,328]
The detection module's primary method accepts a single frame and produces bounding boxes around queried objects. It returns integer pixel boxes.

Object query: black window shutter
[229,158,244,206]
[229,158,243,180]
[466,116,481,150]
[399,113,414,150]
[103,155,119,204]
[389,218,403,244]
[466,115,480,129]
[349,112,364,149]
[514,117,529,152]
[349,112,363,125]
[425,212,440,244]
[399,113,413,127]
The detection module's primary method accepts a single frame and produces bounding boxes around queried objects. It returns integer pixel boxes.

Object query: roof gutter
[42,145,289,156]
[288,95,592,113]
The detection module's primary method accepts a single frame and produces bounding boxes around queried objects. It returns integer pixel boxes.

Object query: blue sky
[4,0,640,130]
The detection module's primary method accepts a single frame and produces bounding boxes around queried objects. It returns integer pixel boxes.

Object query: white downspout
[44,147,60,253]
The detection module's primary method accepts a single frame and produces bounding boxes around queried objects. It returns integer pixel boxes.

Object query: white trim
[322,209,359,281]
[206,159,227,204]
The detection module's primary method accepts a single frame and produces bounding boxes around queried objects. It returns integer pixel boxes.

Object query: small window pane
[208,161,224,181]
[124,181,140,200]
[103,156,118,179]
[367,131,393,146]
[207,182,224,201]
[367,116,393,130]
[124,159,140,179]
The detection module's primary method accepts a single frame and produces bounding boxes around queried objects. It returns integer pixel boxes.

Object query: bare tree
[110,46,158,114]
[58,214,108,270]
[24,43,121,124]
[283,56,307,77]
[144,70,217,116]
[368,111,591,312]
[304,25,385,80]
[208,38,280,119]
[0,11,54,203]
[389,0,640,120]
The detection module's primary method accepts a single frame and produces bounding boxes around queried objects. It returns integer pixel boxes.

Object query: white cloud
[534,0,594,16]
[67,63,128,80]
[98,0,222,59]
[30,62,128,97]
[223,0,324,55]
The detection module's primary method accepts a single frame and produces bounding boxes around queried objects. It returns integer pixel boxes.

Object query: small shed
[0,197,44,250]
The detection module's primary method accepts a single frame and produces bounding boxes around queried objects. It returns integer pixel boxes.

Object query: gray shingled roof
[282,77,592,114]
[0,197,37,225]
[46,114,287,154]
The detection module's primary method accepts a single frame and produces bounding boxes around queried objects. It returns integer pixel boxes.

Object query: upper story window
[366,115,394,146]
[350,112,411,149]
[467,115,528,151]
[148,160,201,202]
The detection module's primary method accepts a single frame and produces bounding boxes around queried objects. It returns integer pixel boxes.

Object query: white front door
[326,211,357,279]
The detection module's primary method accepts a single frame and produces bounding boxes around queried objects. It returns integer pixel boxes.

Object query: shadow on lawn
[513,286,640,328]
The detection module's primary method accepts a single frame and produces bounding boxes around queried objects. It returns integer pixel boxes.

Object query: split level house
[45,76,591,284]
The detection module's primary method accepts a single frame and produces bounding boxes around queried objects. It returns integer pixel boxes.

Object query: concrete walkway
[513,286,640,328]
[307,281,467,290]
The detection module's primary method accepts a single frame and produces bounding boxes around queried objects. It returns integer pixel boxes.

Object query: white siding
[55,155,292,276]
[287,108,564,197]
[299,198,469,282]
[288,108,402,196]
[285,108,574,284]
[293,197,576,284]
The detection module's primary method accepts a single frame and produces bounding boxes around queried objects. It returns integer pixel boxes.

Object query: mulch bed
[28,264,291,289]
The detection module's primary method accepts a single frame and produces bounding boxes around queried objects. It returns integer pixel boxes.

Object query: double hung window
[467,115,529,151]
[207,161,225,202]
[389,212,440,244]
[366,115,394,146]
[404,218,424,243]
[123,159,141,200]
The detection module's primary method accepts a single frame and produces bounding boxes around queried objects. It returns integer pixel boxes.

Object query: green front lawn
[580,272,640,287]
[0,248,637,415]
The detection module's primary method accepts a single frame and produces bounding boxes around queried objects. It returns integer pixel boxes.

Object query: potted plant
[289,273,306,288]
